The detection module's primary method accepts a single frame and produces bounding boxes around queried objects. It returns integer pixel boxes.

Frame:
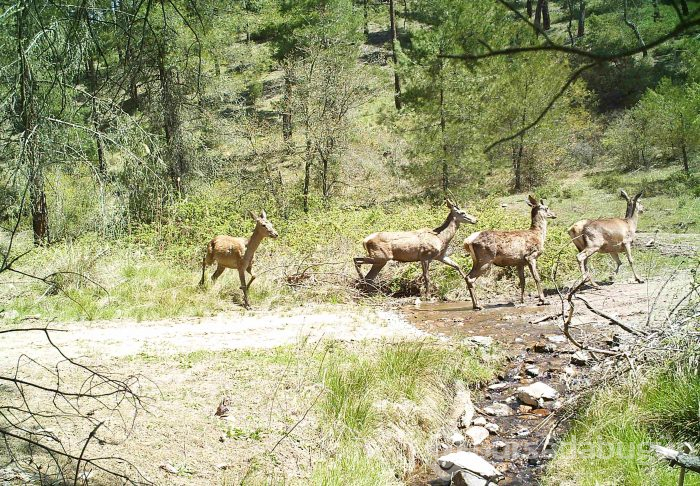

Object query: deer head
[445,198,478,224]
[249,210,279,238]
[620,189,645,217]
[526,195,557,219]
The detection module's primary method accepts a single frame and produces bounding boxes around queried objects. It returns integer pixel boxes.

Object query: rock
[518,404,532,414]
[563,365,577,376]
[516,382,559,407]
[493,440,507,450]
[465,426,489,446]
[487,382,509,391]
[515,427,530,437]
[485,423,499,433]
[437,451,503,482]
[534,342,557,353]
[514,337,524,344]
[531,408,550,417]
[453,381,475,428]
[466,336,494,348]
[0,309,19,320]
[483,402,513,416]
[472,416,487,426]
[571,350,591,365]
[525,366,540,377]
[505,396,517,404]
[546,334,567,344]
[160,464,178,474]
[451,470,487,486]
[450,432,466,446]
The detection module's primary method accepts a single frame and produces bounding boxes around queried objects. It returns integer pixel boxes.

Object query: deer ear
[540,198,546,206]
[249,210,258,221]
[633,192,643,201]
[260,209,267,220]
[527,195,537,207]
[445,198,454,209]
[620,189,630,201]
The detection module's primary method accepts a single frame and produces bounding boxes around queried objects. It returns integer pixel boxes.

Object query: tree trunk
[157,43,186,189]
[439,58,448,193]
[389,0,402,110]
[526,0,533,18]
[17,2,49,245]
[534,0,543,33]
[577,0,586,37]
[303,139,312,213]
[364,0,369,35]
[681,144,689,173]
[652,0,660,22]
[680,0,689,16]
[87,57,106,177]
[623,0,646,57]
[282,72,292,140]
[542,0,550,30]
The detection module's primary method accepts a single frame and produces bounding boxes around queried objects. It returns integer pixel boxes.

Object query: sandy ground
[0,306,426,371]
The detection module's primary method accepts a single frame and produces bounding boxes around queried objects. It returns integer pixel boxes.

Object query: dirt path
[404,271,694,485]
[0,306,425,370]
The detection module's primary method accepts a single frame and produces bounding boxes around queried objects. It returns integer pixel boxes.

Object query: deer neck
[243,225,266,264]
[434,213,459,249]
[530,212,548,243]
[627,208,640,232]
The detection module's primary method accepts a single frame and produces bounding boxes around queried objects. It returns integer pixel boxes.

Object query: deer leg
[437,256,467,279]
[623,243,644,283]
[211,265,225,284]
[238,267,250,309]
[516,264,526,304]
[576,248,599,287]
[610,252,622,279]
[199,256,208,287]
[246,264,256,288]
[466,263,490,311]
[421,260,431,298]
[526,258,546,305]
[364,261,387,281]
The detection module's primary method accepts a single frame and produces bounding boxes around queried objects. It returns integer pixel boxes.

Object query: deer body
[464,196,556,310]
[199,211,278,308]
[569,190,644,286]
[354,200,477,296]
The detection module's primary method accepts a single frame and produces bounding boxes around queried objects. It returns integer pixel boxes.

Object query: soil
[403,270,694,485]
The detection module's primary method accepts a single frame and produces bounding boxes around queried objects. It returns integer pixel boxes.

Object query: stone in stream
[450,470,488,486]
[487,382,510,391]
[533,342,557,353]
[438,451,503,484]
[450,432,466,446]
[465,426,489,446]
[516,382,559,407]
[453,381,475,428]
[546,334,567,344]
[472,416,487,426]
[485,422,500,433]
[465,336,494,348]
[571,350,591,365]
[493,440,507,450]
[483,402,513,416]
[525,365,540,377]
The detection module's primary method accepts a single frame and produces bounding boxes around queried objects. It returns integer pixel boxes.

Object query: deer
[463,195,557,310]
[353,199,478,297]
[199,210,279,309]
[568,190,645,287]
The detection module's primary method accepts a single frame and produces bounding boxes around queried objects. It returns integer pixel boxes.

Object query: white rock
[493,440,507,450]
[472,416,487,426]
[525,366,540,377]
[546,334,567,344]
[437,451,503,481]
[466,336,494,347]
[0,309,19,320]
[465,426,489,446]
[516,382,559,407]
[450,432,466,445]
[453,381,475,428]
[451,470,487,486]
[487,382,509,391]
[571,350,591,365]
[485,423,500,433]
[483,402,513,416]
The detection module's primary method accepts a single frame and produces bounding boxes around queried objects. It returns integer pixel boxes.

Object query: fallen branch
[651,445,700,474]
[575,295,648,337]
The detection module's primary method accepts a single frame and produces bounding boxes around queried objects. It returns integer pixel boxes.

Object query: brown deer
[568,190,645,286]
[463,196,556,310]
[353,199,478,296]
[199,210,279,308]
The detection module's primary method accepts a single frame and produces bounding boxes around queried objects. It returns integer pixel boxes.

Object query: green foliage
[545,365,700,486]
